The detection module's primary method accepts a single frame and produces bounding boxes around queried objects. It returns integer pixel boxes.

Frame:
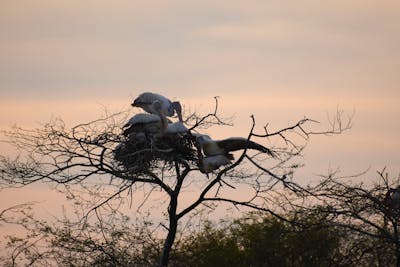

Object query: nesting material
[114,92,274,177]
[114,132,197,175]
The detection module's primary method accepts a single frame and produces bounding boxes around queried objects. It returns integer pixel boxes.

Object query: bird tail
[226,153,235,160]
[247,141,275,157]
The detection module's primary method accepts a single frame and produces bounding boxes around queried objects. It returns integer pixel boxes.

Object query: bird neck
[157,111,169,131]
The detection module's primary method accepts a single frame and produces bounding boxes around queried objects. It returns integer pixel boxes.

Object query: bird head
[131,97,143,107]
[131,92,153,107]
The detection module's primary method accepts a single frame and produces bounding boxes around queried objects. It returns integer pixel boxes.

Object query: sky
[0,0,400,239]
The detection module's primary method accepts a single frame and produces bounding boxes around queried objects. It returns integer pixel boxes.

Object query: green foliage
[170,214,340,267]
[1,207,396,267]
[173,221,242,267]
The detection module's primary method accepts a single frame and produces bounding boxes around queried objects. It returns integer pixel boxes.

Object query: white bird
[152,100,188,135]
[122,113,162,136]
[198,154,233,174]
[195,134,275,157]
[164,121,188,134]
[132,92,183,122]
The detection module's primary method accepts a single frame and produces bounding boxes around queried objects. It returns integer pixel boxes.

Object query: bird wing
[144,93,171,108]
[134,92,174,116]
[151,93,171,106]
[203,155,232,170]
[204,155,231,168]
[217,137,275,157]
[165,122,188,134]
[124,114,160,127]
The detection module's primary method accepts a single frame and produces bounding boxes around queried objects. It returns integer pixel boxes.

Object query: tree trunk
[159,194,178,267]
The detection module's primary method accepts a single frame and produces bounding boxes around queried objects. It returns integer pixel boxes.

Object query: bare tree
[296,168,400,266]
[0,202,163,266]
[0,97,350,266]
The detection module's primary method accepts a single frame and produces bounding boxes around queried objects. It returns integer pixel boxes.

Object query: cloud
[0,1,399,100]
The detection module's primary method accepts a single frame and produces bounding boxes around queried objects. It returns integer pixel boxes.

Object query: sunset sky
[1,0,400,232]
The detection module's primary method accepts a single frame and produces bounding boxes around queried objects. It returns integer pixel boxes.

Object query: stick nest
[114,132,198,176]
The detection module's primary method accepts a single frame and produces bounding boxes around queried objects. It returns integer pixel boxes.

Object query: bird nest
[114,132,198,176]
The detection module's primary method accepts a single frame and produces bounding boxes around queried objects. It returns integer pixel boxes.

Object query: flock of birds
[115,92,275,175]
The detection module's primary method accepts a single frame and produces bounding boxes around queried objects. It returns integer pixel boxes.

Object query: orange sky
[1,0,400,245]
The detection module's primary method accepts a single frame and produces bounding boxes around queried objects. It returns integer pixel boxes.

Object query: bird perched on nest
[152,100,188,135]
[195,134,275,158]
[122,113,163,137]
[132,92,183,122]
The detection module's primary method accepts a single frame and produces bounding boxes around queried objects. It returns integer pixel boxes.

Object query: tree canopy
[0,94,353,266]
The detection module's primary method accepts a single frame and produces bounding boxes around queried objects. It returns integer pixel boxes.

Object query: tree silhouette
[0,96,350,266]
[298,168,400,266]
[0,205,347,266]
